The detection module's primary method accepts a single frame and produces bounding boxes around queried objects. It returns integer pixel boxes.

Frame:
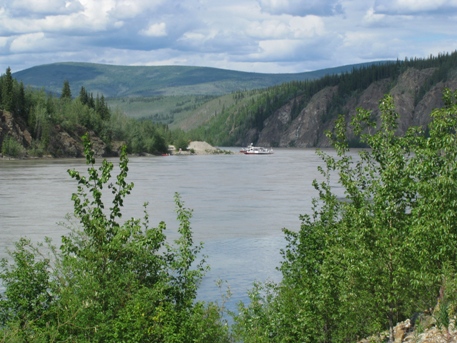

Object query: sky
[1,0,457,74]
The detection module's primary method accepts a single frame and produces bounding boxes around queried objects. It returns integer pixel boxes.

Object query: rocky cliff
[0,110,32,153]
[255,67,457,148]
[0,110,119,158]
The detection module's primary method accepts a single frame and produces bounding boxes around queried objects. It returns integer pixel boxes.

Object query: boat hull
[244,152,273,155]
[241,143,274,154]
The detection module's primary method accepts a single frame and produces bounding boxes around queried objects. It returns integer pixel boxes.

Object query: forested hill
[0,68,173,158]
[182,51,457,148]
[12,61,389,97]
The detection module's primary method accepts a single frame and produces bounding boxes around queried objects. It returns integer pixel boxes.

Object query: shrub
[1,136,26,158]
[233,89,457,343]
[0,134,231,342]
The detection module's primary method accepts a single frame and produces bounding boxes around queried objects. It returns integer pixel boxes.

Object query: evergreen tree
[15,82,27,120]
[79,86,89,105]
[88,92,95,109]
[60,80,72,100]
[1,67,14,112]
[95,94,110,120]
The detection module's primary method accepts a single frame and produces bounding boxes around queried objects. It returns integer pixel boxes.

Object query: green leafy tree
[0,238,55,341]
[234,90,457,343]
[28,95,52,147]
[407,88,457,311]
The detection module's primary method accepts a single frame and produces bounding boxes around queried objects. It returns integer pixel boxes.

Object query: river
[0,147,330,312]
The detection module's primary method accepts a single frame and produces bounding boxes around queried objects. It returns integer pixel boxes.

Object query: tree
[95,94,110,121]
[234,90,457,342]
[15,82,27,120]
[0,135,231,342]
[60,80,72,100]
[79,86,89,105]
[1,67,14,112]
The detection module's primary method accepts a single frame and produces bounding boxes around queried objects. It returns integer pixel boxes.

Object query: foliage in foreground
[0,135,231,342]
[233,89,457,342]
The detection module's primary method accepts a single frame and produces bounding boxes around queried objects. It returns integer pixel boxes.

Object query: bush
[233,89,457,343]
[1,136,26,158]
[0,134,231,342]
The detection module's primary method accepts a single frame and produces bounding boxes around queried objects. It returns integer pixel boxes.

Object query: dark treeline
[0,69,174,157]
[190,50,457,146]
[0,67,29,121]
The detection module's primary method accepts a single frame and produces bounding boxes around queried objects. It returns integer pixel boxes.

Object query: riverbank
[1,140,232,160]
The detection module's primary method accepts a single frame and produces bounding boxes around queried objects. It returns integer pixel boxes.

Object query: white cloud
[180,32,208,44]
[9,32,56,53]
[1,12,112,35]
[108,0,165,20]
[177,29,226,52]
[247,20,291,39]
[78,0,119,29]
[42,13,101,32]
[2,1,114,35]
[140,22,167,37]
[247,16,325,39]
[289,16,325,38]
[0,36,9,50]
[248,39,310,62]
[363,8,386,25]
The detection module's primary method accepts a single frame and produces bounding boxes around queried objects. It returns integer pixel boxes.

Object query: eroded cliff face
[46,124,110,158]
[0,110,32,152]
[256,67,457,148]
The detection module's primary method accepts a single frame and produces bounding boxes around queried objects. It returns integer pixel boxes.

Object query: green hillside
[107,95,217,123]
[183,51,457,146]
[12,61,391,98]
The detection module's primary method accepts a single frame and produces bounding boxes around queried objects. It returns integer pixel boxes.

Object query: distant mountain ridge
[13,61,392,97]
